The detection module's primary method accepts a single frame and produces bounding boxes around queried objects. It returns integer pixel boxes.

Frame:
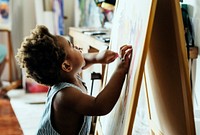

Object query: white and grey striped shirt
[36,82,92,135]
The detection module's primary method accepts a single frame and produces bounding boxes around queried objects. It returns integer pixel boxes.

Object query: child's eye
[74,46,83,51]
[79,47,83,51]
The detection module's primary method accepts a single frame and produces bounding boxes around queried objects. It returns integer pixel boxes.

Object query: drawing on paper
[99,0,156,134]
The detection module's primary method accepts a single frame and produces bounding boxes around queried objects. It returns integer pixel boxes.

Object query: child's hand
[117,45,132,73]
[96,50,119,64]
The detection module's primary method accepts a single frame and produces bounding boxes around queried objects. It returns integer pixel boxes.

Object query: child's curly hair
[16,25,66,86]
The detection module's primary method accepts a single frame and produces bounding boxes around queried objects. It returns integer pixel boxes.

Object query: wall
[19,0,75,44]
[63,0,74,33]
[22,0,36,37]
[181,1,200,134]
[23,0,75,35]
[182,0,200,110]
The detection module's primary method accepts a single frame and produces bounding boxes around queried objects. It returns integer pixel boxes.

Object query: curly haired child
[16,25,132,135]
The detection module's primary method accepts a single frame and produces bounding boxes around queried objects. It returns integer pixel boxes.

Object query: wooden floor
[0,98,23,135]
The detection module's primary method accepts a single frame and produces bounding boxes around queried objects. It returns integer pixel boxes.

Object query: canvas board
[99,0,157,134]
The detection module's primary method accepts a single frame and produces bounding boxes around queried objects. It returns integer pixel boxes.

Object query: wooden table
[69,27,109,52]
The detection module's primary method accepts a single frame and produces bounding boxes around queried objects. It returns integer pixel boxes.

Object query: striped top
[36,82,92,135]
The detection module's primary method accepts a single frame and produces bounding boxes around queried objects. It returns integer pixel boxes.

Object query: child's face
[56,36,85,72]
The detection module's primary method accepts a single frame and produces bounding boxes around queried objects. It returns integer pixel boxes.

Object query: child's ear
[61,60,72,72]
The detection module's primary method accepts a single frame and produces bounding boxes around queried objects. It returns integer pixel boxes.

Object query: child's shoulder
[53,85,84,108]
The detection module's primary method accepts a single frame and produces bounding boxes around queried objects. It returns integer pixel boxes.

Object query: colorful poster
[0,0,11,26]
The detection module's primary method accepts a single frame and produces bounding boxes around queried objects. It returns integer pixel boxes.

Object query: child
[16,25,132,135]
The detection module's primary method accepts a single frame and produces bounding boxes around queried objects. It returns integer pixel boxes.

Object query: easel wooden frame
[144,0,195,134]
[0,29,19,82]
[0,0,19,82]
[94,0,196,135]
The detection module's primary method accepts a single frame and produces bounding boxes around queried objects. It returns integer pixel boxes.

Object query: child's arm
[89,45,132,115]
[82,50,119,69]
[56,45,132,116]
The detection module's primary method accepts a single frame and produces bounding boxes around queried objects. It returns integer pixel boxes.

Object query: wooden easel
[0,29,21,92]
[143,0,195,134]
[94,0,196,135]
